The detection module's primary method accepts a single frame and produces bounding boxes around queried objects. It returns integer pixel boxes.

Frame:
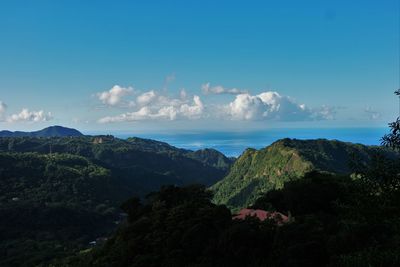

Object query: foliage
[64,165,400,267]
[0,152,127,266]
[212,138,397,210]
[0,135,233,266]
[381,117,400,150]
[3,125,400,266]
[63,185,329,267]
[0,135,233,189]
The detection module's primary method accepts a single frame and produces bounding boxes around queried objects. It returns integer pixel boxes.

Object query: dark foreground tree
[381,89,400,150]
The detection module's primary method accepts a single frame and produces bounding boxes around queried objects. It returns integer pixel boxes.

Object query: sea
[101,127,389,157]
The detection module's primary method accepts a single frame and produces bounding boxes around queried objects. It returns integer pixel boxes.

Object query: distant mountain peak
[0,126,83,137]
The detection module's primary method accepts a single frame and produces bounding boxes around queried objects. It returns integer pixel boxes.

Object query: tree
[381,89,400,150]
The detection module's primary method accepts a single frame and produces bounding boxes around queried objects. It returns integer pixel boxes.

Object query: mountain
[0,133,233,266]
[0,135,232,189]
[58,146,400,267]
[212,138,398,210]
[0,126,83,137]
[186,148,235,170]
[125,138,235,170]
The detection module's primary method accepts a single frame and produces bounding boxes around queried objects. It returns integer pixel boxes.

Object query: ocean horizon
[86,127,389,157]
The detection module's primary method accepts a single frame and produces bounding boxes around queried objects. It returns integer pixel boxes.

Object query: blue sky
[0,0,398,132]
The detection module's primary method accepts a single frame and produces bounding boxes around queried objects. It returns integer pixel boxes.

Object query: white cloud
[136,90,157,106]
[228,94,266,120]
[202,82,247,95]
[7,109,53,122]
[180,95,204,119]
[97,85,133,106]
[98,95,204,123]
[364,107,382,120]
[226,91,334,121]
[96,83,336,123]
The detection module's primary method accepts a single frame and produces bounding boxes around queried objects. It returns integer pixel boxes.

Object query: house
[233,208,290,225]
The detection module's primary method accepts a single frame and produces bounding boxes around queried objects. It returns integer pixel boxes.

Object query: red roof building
[233,209,290,225]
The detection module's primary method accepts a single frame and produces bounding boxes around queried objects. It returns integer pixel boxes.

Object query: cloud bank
[98,91,204,123]
[8,109,53,122]
[96,83,336,124]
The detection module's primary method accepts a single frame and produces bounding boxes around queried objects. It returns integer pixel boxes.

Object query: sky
[0,0,399,133]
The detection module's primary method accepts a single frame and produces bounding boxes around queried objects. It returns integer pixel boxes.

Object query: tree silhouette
[381,89,400,150]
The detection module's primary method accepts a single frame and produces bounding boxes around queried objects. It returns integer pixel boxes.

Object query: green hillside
[0,152,131,266]
[0,135,233,191]
[186,148,234,170]
[0,135,233,266]
[212,138,397,209]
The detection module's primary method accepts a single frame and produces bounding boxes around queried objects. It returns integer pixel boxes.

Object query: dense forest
[0,134,233,266]
[212,138,398,210]
[62,167,400,266]
[63,116,400,267]
[0,134,233,192]
[1,119,400,266]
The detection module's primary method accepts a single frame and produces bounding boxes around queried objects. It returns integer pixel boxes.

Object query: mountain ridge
[0,133,233,266]
[212,138,398,209]
[0,126,83,137]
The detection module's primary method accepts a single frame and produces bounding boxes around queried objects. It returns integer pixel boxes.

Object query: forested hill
[0,152,128,266]
[0,126,83,137]
[0,134,233,266]
[0,135,233,188]
[212,138,398,209]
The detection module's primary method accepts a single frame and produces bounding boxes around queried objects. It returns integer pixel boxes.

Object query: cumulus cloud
[97,85,134,106]
[96,82,336,123]
[136,90,157,106]
[180,95,204,119]
[364,107,382,120]
[202,82,247,95]
[98,94,204,123]
[226,91,334,121]
[7,109,53,122]
[228,94,266,120]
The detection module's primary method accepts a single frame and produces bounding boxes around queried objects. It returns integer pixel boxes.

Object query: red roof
[233,209,289,225]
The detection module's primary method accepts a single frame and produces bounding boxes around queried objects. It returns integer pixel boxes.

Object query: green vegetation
[63,162,400,267]
[186,148,234,170]
[0,152,126,266]
[0,135,233,190]
[2,116,400,266]
[212,138,397,210]
[0,135,233,266]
